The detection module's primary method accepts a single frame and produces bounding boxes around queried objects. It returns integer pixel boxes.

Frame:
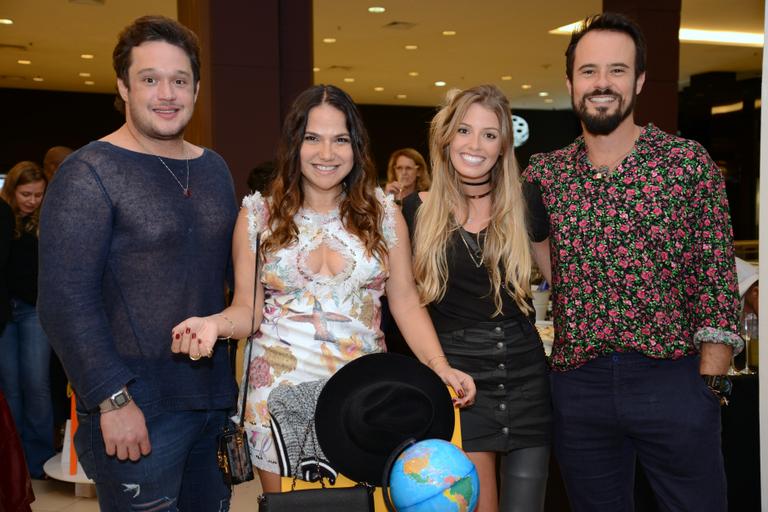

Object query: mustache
[585,88,620,100]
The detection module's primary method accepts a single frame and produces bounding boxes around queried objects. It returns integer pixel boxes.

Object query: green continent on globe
[443,475,474,512]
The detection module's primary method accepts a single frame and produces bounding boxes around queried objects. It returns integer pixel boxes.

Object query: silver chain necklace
[130,130,191,197]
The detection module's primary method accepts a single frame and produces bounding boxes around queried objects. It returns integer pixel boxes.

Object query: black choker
[465,190,491,200]
[461,177,491,186]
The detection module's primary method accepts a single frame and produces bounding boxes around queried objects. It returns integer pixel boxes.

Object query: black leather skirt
[438,316,552,453]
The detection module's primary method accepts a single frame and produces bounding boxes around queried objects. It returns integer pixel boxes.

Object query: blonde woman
[383,147,431,203]
[404,85,551,512]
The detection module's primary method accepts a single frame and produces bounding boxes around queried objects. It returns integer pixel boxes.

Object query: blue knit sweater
[38,141,238,415]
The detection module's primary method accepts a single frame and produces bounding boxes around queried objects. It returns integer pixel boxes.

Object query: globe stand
[381,438,417,512]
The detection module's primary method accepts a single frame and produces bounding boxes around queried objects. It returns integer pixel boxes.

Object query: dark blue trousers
[551,352,727,512]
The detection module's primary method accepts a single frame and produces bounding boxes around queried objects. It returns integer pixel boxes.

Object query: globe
[388,438,479,512]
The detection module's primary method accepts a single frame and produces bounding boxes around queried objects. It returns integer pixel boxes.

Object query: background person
[0,161,53,479]
[383,147,430,203]
[171,84,476,494]
[405,85,552,512]
[42,146,73,183]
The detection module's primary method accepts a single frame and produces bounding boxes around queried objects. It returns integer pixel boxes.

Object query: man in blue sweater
[38,16,238,510]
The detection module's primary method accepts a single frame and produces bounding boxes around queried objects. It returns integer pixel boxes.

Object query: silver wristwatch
[99,387,133,413]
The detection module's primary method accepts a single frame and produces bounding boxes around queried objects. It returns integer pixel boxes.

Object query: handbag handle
[381,438,416,512]
[239,233,261,429]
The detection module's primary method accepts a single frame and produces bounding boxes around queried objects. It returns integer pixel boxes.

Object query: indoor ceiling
[0,0,763,109]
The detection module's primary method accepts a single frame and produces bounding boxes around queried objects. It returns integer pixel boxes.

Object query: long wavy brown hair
[1,161,47,239]
[264,85,387,263]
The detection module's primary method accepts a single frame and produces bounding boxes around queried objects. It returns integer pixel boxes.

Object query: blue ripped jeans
[75,408,231,512]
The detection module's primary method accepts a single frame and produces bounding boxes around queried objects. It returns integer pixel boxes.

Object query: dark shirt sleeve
[0,201,13,330]
[523,181,550,243]
[37,157,135,410]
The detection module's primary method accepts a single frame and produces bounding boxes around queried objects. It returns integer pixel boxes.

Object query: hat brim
[315,353,454,485]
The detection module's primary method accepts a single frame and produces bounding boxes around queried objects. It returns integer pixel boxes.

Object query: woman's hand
[384,181,403,199]
[171,316,218,360]
[431,360,476,408]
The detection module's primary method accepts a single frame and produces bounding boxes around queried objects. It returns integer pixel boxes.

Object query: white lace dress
[239,190,397,472]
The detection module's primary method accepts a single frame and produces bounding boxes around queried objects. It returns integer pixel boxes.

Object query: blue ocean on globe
[389,438,479,512]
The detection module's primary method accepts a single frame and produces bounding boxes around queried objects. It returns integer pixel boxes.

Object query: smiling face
[448,102,502,183]
[299,103,354,198]
[567,29,645,136]
[117,40,198,142]
[15,180,45,216]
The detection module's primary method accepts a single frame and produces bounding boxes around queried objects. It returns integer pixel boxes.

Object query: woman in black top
[404,85,552,512]
[0,161,53,478]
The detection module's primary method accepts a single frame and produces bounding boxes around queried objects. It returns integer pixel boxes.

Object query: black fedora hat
[314,352,454,485]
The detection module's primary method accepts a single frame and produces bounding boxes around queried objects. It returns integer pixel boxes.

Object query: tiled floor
[30,478,263,511]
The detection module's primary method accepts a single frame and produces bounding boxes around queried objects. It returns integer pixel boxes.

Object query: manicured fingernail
[185,327,191,334]
[452,398,458,404]
[191,333,197,340]
[174,333,181,340]
[457,389,465,398]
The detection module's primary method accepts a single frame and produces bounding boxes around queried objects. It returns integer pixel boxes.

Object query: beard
[573,87,636,136]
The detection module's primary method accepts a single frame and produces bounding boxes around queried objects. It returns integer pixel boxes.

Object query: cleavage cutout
[305,242,347,277]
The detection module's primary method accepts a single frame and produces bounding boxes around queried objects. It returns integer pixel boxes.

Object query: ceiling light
[544,98,554,104]
[322,38,336,44]
[374,86,384,92]
[312,67,320,72]
[550,21,764,47]
[538,91,549,97]
[368,6,386,13]
[396,94,407,99]
[434,81,446,87]
[404,45,418,50]
[501,75,512,81]
[679,28,763,47]
[0,18,13,25]
[80,54,94,59]
[408,71,419,77]
[711,101,743,115]
[79,72,91,77]
[17,59,31,65]
[343,77,355,83]
[33,77,44,82]
[442,30,457,36]
[521,84,532,90]
[84,80,95,85]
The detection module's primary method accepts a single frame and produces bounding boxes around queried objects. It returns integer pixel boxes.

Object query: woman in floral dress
[171,84,476,493]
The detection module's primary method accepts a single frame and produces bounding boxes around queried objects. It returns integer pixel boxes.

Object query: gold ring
[189,352,202,361]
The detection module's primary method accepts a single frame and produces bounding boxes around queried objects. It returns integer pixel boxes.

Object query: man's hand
[100,401,151,461]
[700,342,733,375]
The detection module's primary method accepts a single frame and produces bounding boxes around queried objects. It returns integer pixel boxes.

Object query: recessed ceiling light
[544,98,554,103]
[374,86,384,92]
[0,18,13,25]
[408,71,419,77]
[521,84,532,89]
[501,75,512,81]
[84,80,95,85]
[79,72,91,77]
[322,38,336,44]
[81,54,94,59]
[17,59,31,65]
[442,30,457,36]
[312,67,320,72]
[32,76,44,82]
[396,94,407,99]
[538,91,549,97]
[368,6,386,13]
[343,77,355,83]
[434,81,446,87]
[404,44,418,50]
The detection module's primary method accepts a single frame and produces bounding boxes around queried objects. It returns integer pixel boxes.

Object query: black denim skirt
[438,316,552,452]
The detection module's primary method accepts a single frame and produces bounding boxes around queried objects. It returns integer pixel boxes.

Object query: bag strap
[381,438,416,512]
[290,419,323,490]
[239,233,260,429]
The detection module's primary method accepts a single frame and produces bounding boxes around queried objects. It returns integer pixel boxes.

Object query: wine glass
[741,313,758,375]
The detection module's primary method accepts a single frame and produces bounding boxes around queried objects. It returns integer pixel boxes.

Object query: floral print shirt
[524,124,742,371]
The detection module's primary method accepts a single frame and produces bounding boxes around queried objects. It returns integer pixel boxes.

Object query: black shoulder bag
[216,234,260,486]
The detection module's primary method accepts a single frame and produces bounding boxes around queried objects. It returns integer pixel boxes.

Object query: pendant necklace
[131,131,191,197]
[458,228,485,268]
[589,127,641,181]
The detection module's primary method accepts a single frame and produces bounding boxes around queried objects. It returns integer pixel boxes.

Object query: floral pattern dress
[238,190,397,473]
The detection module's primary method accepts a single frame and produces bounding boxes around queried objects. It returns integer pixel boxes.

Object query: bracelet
[216,313,235,340]
[427,354,448,369]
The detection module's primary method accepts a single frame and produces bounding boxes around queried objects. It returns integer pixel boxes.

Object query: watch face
[113,392,129,407]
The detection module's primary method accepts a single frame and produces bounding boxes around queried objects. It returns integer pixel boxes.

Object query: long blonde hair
[412,85,532,316]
